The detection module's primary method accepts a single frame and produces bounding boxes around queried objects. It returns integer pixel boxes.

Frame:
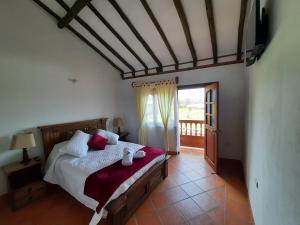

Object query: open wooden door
[205,83,219,173]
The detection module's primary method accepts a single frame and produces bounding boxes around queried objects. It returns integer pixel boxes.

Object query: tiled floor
[0,148,254,225]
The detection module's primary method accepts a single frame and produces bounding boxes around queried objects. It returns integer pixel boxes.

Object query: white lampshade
[11,133,36,150]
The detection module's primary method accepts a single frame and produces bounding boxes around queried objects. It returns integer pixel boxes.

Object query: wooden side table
[3,159,46,210]
[118,132,129,142]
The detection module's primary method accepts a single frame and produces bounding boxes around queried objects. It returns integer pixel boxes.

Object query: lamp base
[21,148,31,164]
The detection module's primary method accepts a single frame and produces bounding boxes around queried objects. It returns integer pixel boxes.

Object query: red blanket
[84,146,166,213]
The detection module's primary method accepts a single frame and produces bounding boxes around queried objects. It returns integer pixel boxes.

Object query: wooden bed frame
[39,118,168,225]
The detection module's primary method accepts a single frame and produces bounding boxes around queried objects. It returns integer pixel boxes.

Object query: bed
[39,118,168,225]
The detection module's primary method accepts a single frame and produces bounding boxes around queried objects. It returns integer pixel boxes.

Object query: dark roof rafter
[237,0,248,60]
[108,0,163,72]
[205,0,218,63]
[87,3,148,71]
[56,0,136,75]
[140,0,179,69]
[34,0,246,80]
[173,0,197,67]
[123,60,242,80]
[68,26,125,77]
[123,52,246,76]
[57,0,91,28]
[32,0,124,77]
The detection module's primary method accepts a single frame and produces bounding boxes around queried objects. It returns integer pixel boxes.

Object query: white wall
[244,0,300,224]
[119,63,246,160]
[0,0,120,195]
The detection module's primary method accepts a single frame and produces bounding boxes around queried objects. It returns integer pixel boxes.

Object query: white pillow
[97,129,119,145]
[60,130,90,157]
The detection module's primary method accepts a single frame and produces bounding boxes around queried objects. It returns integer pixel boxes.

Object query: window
[144,93,162,126]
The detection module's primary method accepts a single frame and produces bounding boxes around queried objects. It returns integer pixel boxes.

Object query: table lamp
[113,118,124,135]
[11,133,36,164]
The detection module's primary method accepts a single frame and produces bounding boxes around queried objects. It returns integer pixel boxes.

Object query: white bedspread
[44,141,165,224]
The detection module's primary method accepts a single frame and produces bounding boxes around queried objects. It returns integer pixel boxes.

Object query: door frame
[177,81,217,90]
[177,81,220,172]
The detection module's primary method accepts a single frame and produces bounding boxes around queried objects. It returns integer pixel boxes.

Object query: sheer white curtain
[143,89,164,149]
[156,83,177,151]
[136,82,179,153]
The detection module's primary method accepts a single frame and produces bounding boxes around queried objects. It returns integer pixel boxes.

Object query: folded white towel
[134,150,146,159]
[122,147,134,166]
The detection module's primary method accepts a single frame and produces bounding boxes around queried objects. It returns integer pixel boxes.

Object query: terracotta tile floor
[0,148,254,225]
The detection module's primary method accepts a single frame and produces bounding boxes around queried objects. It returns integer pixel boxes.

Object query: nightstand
[118,132,129,142]
[3,159,46,210]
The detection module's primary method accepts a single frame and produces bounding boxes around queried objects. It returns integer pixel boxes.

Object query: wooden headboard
[39,118,108,159]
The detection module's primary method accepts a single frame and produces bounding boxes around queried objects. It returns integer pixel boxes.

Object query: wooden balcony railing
[179,120,205,148]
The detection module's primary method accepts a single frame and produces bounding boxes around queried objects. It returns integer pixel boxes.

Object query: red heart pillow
[88,134,108,150]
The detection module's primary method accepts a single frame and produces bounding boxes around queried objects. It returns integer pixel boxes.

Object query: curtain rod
[131,76,179,88]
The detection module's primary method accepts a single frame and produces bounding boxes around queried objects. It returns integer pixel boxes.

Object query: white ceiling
[39,0,243,75]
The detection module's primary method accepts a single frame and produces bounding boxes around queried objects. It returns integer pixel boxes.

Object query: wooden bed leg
[108,208,127,225]
[163,159,168,179]
[106,159,168,225]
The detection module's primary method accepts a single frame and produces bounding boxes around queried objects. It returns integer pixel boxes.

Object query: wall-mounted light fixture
[68,78,78,83]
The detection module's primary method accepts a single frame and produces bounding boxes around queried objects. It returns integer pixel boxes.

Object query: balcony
[179,120,205,148]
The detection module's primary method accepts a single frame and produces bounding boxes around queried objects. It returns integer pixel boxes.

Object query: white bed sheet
[44,141,165,224]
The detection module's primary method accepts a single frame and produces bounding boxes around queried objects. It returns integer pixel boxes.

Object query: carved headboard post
[39,118,108,160]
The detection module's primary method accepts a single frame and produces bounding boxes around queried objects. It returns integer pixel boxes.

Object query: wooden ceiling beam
[56,0,136,75]
[33,0,60,20]
[108,0,162,72]
[237,0,248,60]
[32,0,124,77]
[205,0,218,63]
[57,0,91,28]
[123,52,247,76]
[123,60,242,80]
[173,0,197,67]
[87,3,148,71]
[140,0,179,69]
[68,26,125,78]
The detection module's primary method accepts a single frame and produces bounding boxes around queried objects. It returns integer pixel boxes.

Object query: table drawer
[9,164,42,189]
[12,181,46,210]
